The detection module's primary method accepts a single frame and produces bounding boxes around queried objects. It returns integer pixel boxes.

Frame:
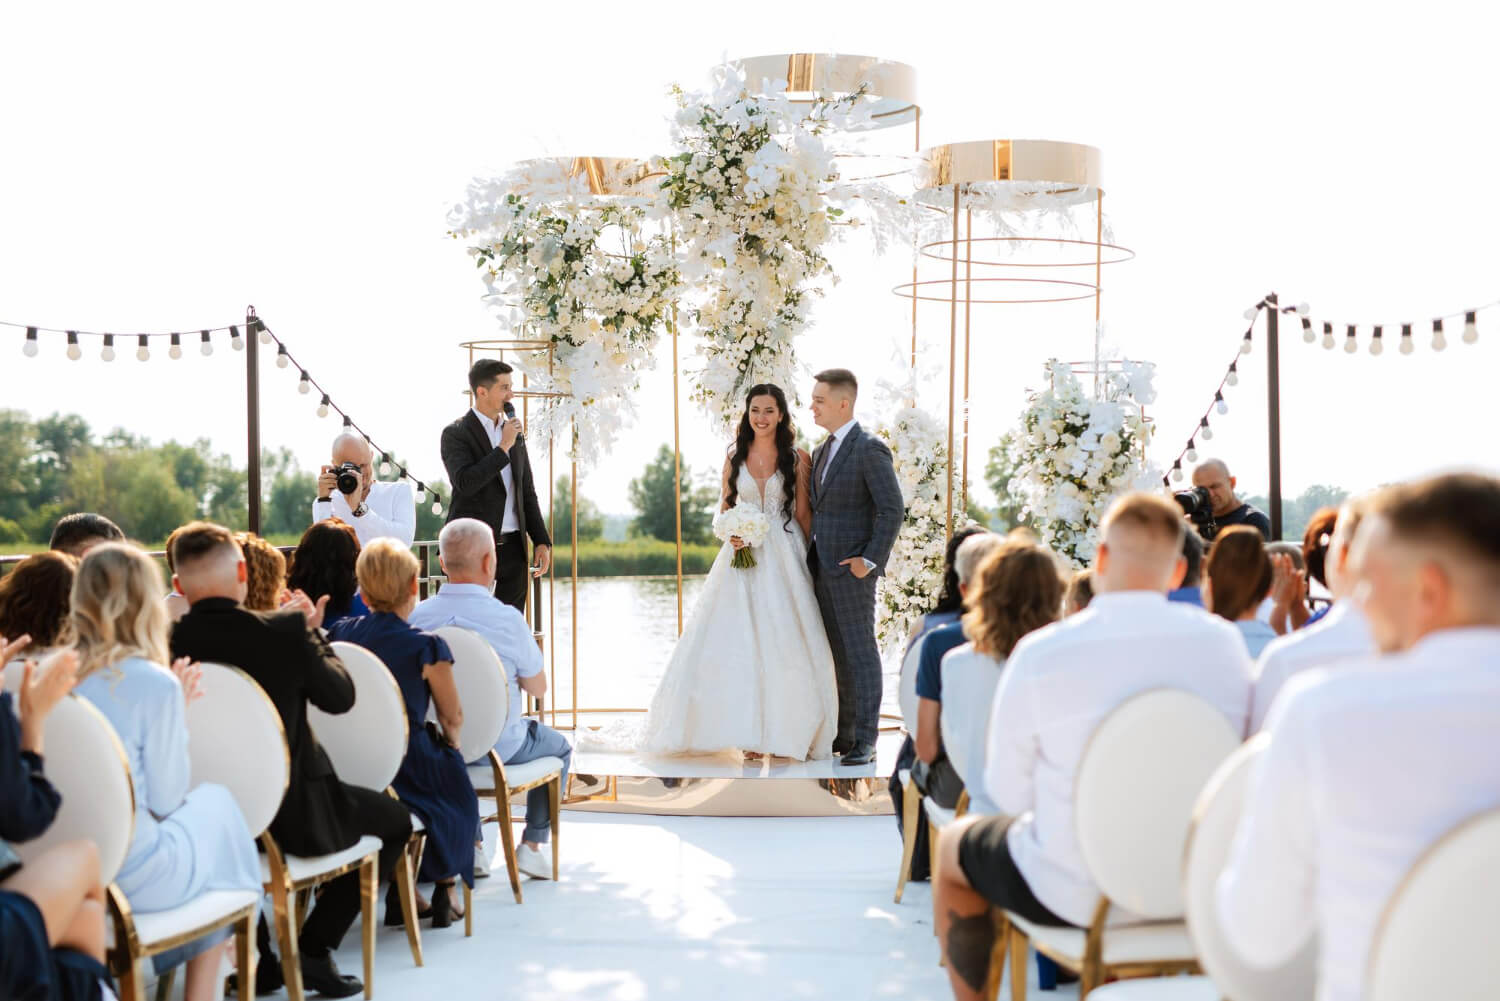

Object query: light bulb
[415,489,425,503]
[276,352,289,368]
[317,395,331,418]
[1302,326,1316,344]
[1226,370,1239,387]
[101,343,115,362]
[231,332,244,351]
[1296,301,1310,315]
[1171,466,1184,482]
[1321,332,1335,350]
[431,501,443,516]
[1432,332,1447,352]
[169,333,183,359]
[1399,336,1415,355]
[1243,306,1259,321]
[66,343,82,361]
[1463,313,1479,344]
[259,326,272,345]
[298,374,311,394]
[1343,337,1358,354]
[1185,445,1198,462]
[22,340,38,357]
[380,457,393,477]
[1370,338,1383,356]
[136,344,150,361]
[200,342,213,356]
[1202,426,1214,441]
[1239,337,1252,355]
[1216,399,1228,415]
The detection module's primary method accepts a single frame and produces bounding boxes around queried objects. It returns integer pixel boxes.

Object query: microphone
[503,401,524,443]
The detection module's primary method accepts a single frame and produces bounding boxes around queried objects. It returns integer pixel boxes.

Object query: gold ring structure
[917,139,1103,208]
[734,53,918,128]
[505,157,662,199]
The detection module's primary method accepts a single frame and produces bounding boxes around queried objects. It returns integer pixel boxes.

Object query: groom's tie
[814,438,832,486]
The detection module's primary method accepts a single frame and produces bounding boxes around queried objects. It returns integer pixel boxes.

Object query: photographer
[1177,459,1271,541]
[311,433,416,548]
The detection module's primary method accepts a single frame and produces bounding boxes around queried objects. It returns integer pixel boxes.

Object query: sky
[3,1,1498,520]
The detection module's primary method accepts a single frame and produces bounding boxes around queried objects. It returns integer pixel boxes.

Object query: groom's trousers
[814,569,883,748]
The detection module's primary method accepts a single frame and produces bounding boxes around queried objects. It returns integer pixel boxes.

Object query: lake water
[530,575,903,725]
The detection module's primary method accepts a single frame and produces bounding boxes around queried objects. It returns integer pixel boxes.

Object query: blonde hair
[71,542,171,681]
[356,538,420,613]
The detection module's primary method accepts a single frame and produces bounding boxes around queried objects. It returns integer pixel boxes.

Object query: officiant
[440,359,551,611]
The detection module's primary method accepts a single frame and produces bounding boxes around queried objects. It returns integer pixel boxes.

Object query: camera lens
[336,463,361,495]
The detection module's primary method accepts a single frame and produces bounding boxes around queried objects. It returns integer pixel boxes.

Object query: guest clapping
[328,539,479,927]
[287,519,370,629]
[0,552,77,659]
[312,432,415,548]
[70,543,262,1001]
[1204,526,1278,658]
[410,518,571,881]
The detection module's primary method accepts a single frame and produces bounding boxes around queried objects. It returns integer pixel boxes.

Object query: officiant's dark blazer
[440,411,551,549]
[170,598,365,857]
[807,422,904,578]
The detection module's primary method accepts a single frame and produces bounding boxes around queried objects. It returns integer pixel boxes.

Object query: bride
[642,383,839,761]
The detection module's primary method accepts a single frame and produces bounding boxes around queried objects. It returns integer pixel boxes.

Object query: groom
[807,369,905,766]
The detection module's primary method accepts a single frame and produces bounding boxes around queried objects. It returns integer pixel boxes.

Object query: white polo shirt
[311,479,415,548]
[1249,601,1375,733]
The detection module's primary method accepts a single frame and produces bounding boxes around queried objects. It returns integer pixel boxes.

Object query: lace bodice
[734,465,786,512]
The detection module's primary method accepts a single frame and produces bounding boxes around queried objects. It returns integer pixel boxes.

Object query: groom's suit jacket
[807,422,904,578]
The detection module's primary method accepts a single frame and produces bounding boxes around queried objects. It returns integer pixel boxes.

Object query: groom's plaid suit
[808,422,905,748]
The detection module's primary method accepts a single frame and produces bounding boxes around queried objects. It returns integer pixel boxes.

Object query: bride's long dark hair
[724,383,798,531]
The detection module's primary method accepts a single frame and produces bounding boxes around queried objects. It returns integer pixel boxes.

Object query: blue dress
[76,658,263,972]
[327,613,477,887]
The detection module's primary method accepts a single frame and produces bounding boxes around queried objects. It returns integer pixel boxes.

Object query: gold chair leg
[495,792,523,904]
[117,957,146,1001]
[360,855,376,999]
[271,879,305,1001]
[982,912,1009,1001]
[895,776,920,903]
[1008,928,1028,1001]
[462,881,473,938]
[235,913,254,1001]
[294,887,311,933]
[548,776,561,882]
[928,818,941,935]
[394,848,424,967]
[154,969,174,1001]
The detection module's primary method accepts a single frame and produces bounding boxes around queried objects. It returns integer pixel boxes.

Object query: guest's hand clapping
[1,632,32,665]
[1269,553,1310,634]
[281,589,332,631]
[168,657,205,703]
[19,648,80,755]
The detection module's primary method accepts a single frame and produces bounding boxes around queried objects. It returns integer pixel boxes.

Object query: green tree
[65,448,199,543]
[628,444,716,545]
[1244,484,1349,543]
[0,411,38,524]
[983,431,1032,533]
[260,447,317,537]
[554,476,604,541]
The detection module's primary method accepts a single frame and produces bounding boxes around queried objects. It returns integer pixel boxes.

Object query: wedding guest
[912,532,1003,808]
[47,513,122,558]
[312,432,416,548]
[932,494,1252,1001]
[170,522,409,998]
[1250,498,1375,732]
[1064,568,1094,615]
[70,543,262,1001]
[1300,505,1341,627]
[1204,527,1278,658]
[1219,473,1500,1001]
[286,519,370,629]
[328,539,478,926]
[1166,529,1205,606]
[0,641,113,1001]
[939,538,1065,815]
[410,519,567,881]
[235,531,288,612]
[1191,459,1271,539]
[0,551,77,657]
[163,526,191,622]
[1262,541,1308,634]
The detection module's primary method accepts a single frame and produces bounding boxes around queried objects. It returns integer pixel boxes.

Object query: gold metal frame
[472,748,563,903]
[894,780,969,905]
[735,53,919,127]
[504,157,662,198]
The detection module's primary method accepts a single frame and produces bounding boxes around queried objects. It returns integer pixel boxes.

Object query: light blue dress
[1234,618,1279,660]
[76,657,261,970]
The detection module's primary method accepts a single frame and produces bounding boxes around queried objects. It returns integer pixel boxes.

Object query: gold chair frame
[107,884,257,1001]
[474,748,562,903]
[893,771,968,905]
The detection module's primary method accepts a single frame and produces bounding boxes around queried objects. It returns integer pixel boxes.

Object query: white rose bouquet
[713,503,772,569]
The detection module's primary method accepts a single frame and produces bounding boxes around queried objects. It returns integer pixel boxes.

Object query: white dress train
[642,467,839,760]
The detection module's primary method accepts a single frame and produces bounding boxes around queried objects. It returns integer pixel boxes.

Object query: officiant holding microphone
[440,359,551,611]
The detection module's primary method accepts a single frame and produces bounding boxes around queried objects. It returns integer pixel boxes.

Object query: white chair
[435,625,564,904]
[188,663,375,1001]
[1085,737,1316,1001]
[1367,806,1500,1001]
[996,689,1240,1000]
[893,631,932,904]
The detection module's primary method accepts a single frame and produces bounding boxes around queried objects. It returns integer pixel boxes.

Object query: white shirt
[817,419,857,485]
[312,479,415,548]
[983,591,1253,925]
[1249,601,1374,733]
[409,582,542,761]
[939,642,1005,815]
[1217,628,1500,1001]
[471,408,520,534]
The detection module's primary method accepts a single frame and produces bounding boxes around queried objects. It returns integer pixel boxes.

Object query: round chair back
[186,663,289,837]
[1183,737,1315,1001]
[1367,806,1500,1001]
[308,642,409,791]
[898,634,924,736]
[1075,688,1240,919]
[430,626,507,763]
[8,693,136,884]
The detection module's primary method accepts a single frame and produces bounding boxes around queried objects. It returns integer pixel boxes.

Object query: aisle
[322,813,1070,1000]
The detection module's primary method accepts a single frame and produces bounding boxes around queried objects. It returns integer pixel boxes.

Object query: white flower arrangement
[1007,359,1158,567]
[872,404,974,654]
[713,502,771,569]
[448,168,681,468]
[661,63,866,432]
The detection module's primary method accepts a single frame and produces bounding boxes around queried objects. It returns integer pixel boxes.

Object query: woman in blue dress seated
[287,519,371,631]
[327,538,477,929]
[70,544,263,1001]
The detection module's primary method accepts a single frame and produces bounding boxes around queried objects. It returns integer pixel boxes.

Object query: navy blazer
[0,691,61,845]
[807,422,905,577]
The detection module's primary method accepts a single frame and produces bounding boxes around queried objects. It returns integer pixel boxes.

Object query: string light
[1301,317,1315,343]
[1225,361,1239,386]
[1239,329,1253,355]
[380,454,393,477]
[1200,417,1213,441]
[1400,323,1415,355]
[431,500,443,516]
[275,344,290,368]
[1321,322,1335,350]
[1432,319,1446,352]
[1170,460,1184,483]
[297,371,312,394]
[1242,303,1261,321]
[317,394,331,418]
[168,333,183,360]
[136,335,150,362]
[101,334,115,362]
[230,325,244,351]
[1343,325,1358,354]
[1463,311,1479,344]
[1185,441,1198,463]
[1295,302,1310,316]
[1214,391,1228,415]
[1369,325,1383,356]
[259,321,273,345]
[66,331,81,361]
[200,330,213,356]
[22,327,38,357]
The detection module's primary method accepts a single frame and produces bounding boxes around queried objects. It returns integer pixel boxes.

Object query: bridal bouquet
[713,504,771,569]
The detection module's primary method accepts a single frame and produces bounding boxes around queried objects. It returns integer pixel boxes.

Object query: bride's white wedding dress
[641,466,839,760]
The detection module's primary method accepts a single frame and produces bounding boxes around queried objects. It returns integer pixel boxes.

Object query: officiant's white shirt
[311,479,415,548]
[1218,628,1500,1001]
[982,591,1251,926]
[471,408,521,533]
[1249,601,1374,732]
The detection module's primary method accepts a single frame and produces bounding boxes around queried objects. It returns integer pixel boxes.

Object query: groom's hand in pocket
[839,557,871,579]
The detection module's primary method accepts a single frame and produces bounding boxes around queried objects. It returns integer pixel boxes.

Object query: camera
[334,462,362,496]
[1174,486,1218,540]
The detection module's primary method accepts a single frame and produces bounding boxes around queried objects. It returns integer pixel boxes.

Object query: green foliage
[983,431,1033,533]
[551,538,721,577]
[627,444,716,545]
[554,476,604,541]
[1244,485,1350,543]
[414,481,451,544]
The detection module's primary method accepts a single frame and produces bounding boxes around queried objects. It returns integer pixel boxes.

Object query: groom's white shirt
[818,419,857,485]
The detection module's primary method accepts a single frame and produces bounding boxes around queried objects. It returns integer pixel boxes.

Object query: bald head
[1095,493,1188,594]
[332,433,372,465]
[170,521,247,604]
[1192,458,1241,517]
[438,519,496,586]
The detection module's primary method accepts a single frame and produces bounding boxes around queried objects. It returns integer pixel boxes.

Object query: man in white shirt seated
[1249,497,1375,731]
[931,493,1252,1001]
[1218,472,1500,1001]
[408,518,569,881]
[311,432,416,548]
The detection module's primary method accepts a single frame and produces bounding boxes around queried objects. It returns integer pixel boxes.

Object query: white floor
[314,812,1079,1001]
